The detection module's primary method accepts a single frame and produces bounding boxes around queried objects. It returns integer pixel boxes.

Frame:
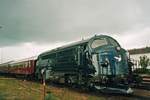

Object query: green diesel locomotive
[35,35,133,94]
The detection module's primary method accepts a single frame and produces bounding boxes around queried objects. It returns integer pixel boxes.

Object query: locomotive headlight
[116,46,121,51]
[101,58,109,67]
[105,58,109,65]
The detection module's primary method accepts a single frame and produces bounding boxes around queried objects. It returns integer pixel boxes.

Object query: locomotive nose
[92,49,133,94]
[97,49,120,76]
[92,47,128,77]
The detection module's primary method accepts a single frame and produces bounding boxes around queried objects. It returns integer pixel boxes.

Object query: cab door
[92,53,99,76]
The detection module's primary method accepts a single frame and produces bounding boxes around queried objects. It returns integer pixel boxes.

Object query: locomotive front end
[88,35,133,94]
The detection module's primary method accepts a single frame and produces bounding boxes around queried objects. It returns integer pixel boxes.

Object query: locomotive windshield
[91,38,108,49]
[91,37,120,49]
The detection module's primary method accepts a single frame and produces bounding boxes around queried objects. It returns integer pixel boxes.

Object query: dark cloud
[0,0,150,47]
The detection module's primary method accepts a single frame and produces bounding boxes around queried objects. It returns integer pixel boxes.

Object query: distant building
[128,47,150,69]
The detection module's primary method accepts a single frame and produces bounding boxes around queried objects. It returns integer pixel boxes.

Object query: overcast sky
[0,0,150,63]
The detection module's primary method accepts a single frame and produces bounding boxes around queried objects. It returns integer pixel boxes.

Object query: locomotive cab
[88,35,133,94]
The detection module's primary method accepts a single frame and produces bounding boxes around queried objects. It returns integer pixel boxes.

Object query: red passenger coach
[0,57,37,78]
[9,60,36,75]
[0,61,13,74]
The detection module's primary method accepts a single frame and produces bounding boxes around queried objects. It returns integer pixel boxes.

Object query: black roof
[40,37,89,56]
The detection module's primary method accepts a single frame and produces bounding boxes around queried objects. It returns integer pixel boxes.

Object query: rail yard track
[134,75,150,91]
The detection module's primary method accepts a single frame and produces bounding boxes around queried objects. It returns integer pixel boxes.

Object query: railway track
[133,75,150,90]
[47,82,150,100]
[142,75,150,83]
[135,82,150,91]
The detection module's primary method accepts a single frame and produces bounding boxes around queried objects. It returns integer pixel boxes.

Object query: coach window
[20,64,22,68]
[25,63,27,68]
[26,63,28,67]
[28,61,30,67]
[23,63,25,68]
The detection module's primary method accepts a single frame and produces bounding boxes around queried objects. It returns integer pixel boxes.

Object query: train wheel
[65,76,74,86]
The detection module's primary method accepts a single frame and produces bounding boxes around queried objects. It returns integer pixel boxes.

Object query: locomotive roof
[39,35,112,56]
[40,39,89,56]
